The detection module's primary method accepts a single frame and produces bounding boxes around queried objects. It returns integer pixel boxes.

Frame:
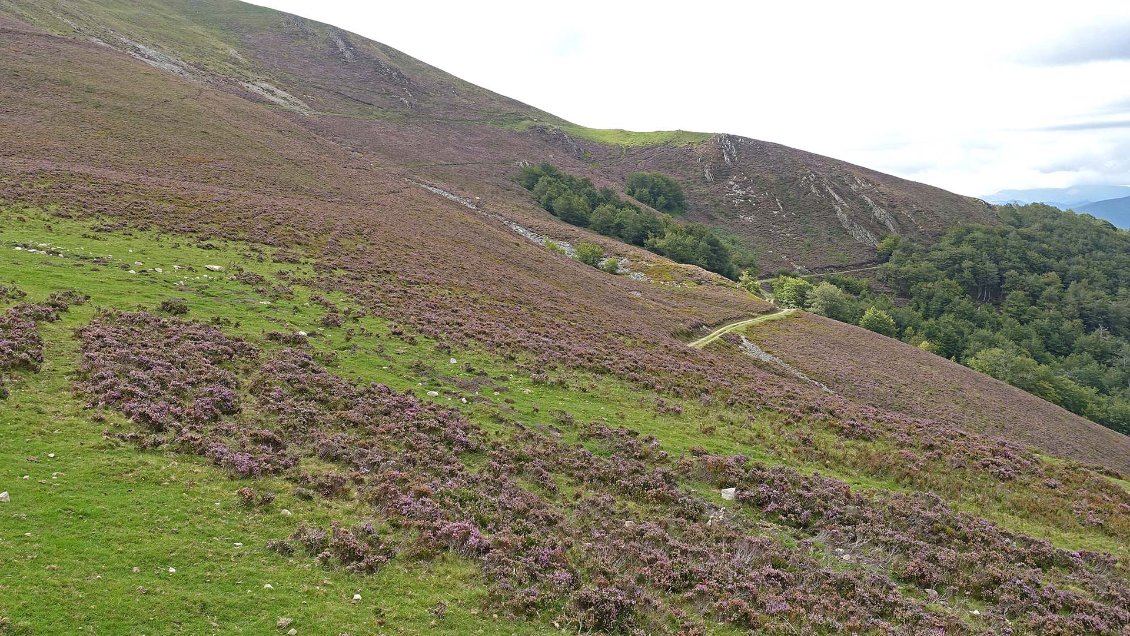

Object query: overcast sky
[252,0,1130,197]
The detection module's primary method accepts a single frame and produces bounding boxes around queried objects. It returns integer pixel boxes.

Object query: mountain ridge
[0,0,994,273]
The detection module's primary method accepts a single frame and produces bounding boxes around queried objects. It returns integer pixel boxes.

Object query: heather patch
[75,313,1128,633]
[0,291,86,398]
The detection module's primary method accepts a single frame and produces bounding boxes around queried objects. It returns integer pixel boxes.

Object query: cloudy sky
[252,0,1130,197]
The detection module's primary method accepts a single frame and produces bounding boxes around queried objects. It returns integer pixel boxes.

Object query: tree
[738,270,761,296]
[806,282,853,322]
[859,307,897,337]
[771,276,814,309]
[575,242,604,268]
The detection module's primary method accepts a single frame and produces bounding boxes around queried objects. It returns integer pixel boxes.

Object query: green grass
[559,124,712,147]
[1,205,1125,632]
[0,208,556,634]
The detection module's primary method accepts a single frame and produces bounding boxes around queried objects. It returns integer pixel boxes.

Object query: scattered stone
[352,593,361,602]
[287,629,297,636]
[970,609,981,616]
[0,492,9,503]
[280,509,292,516]
[47,453,56,458]
[132,567,140,573]
[426,391,439,397]
[719,487,736,501]
[277,617,294,629]
[296,331,307,337]
[449,357,457,364]
[168,567,176,573]
[204,265,224,272]
[263,583,274,590]
[154,267,163,273]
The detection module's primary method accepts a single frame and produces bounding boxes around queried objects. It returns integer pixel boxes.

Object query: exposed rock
[277,617,293,629]
[204,265,224,272]
[719,487,736,501]
[0,491,9,503]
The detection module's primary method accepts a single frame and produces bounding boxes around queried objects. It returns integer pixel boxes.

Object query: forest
[518,164,754,279]
[772,204,1130,434]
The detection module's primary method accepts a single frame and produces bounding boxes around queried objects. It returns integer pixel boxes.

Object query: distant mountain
[1077,196,1130,228]
[983,185,1130,210]
[983,185,1130,228]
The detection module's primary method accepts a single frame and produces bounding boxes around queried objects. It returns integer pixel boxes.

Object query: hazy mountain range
[984,185,1130,228]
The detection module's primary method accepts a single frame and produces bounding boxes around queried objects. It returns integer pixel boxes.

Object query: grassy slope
[1,206,1127,633]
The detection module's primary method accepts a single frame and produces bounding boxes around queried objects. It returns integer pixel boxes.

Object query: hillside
[0,1,1128,634]
[0,0,993,274]
[745,313,1130,472]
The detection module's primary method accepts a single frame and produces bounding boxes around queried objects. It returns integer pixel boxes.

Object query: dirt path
[687,308,797,349]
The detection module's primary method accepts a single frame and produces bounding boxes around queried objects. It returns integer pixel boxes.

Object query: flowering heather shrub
[158,297,189,315]
[60,303,1130,632]
[0,295,85,397]
[0,283,26,300]
[74,312,301,475]
[49,289,1127,633]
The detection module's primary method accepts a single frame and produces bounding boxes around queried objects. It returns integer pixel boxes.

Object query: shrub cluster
[518,163,753,279]
[0,291,86,398]
[74,313,1128,634]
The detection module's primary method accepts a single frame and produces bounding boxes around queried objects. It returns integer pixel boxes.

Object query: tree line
[518,163,754,280]
[771,203,1130,434]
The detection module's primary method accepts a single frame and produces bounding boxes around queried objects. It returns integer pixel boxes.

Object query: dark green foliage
[518,164,753,279]
[158,297,189,315]
[806,203,1130,434]
[624,172,687,214]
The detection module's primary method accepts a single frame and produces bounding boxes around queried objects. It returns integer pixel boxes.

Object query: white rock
[719,488,737,501]
[427,390,439,397]
[47,453,56,458]
[287,629,297,636]
[233,542,243,547]
[460,397,467,404]
[0,491,9,503]
[280,509,292,516]
[154,267,163,273]
[352,593,361,602]
[204,265,224,272]
[263,583,273,589]
[168,567,176,573]
[449,357,457,364]
[296,331,307,337]
[970,609,981,616]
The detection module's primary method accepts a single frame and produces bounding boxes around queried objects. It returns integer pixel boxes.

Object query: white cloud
[249,0,1130,197]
